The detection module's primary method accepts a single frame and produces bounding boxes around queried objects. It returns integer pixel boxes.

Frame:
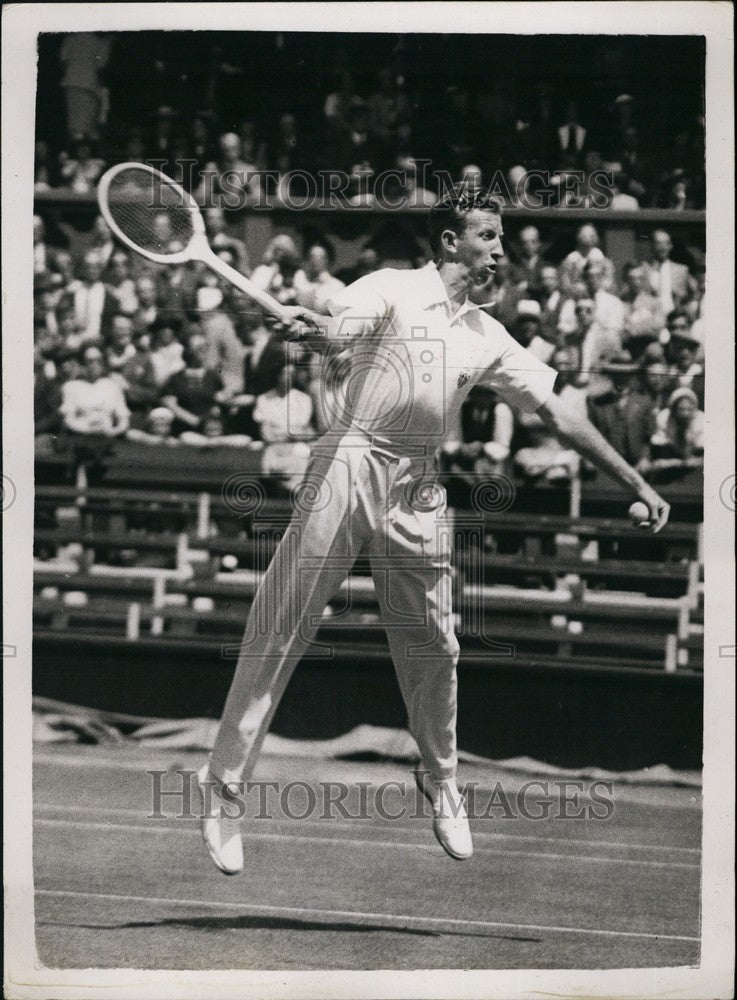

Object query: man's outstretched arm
[536,393,671,533]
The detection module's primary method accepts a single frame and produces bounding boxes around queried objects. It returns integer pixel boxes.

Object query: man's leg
[369,502,460,784]
[209,451,366,787]
[200,448,369,873]
[368,471,470,859]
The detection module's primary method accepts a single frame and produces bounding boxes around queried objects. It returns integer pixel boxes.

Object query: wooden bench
[34,528,184,570]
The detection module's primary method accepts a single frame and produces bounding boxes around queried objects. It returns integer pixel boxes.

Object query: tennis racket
[96,162,292,322]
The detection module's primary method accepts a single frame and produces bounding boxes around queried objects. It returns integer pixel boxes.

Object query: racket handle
[205,251,292,322]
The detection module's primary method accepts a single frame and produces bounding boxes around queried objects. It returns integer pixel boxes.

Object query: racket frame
[97,161,292,321]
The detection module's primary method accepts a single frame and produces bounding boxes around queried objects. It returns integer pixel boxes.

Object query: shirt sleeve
[324,270,391,340]
[477,329,558,414]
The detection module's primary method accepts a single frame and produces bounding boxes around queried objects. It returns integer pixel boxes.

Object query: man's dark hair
[427,183,503,259]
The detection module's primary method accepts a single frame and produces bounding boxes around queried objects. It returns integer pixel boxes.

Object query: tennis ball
[629,501,650,526]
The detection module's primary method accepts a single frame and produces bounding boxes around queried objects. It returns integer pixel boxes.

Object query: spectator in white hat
[643,386,704,474]
[511,300,556,364]
[126,406,179,445]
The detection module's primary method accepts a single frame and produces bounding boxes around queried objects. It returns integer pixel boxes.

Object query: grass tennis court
[34,743,701,970]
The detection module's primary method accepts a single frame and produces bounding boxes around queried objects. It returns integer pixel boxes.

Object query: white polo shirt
[324,262,557,453]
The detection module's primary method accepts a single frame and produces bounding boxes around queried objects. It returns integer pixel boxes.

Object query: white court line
[34,816,701,870]
[35,888,701,944]
[34,802,702,856]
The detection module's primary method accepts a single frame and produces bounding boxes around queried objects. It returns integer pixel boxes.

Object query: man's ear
[441,227,458,256]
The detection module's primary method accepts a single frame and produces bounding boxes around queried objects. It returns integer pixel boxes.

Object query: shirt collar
[417,261,495,314]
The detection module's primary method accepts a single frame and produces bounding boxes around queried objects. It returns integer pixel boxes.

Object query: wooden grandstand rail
[33,589,678,669]
[33,567,687,628]
[36,485,702,535]
[33,482,704,673]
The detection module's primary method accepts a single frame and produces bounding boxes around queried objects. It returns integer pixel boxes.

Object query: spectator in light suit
[643,229,696,316]
[582,259,625,345]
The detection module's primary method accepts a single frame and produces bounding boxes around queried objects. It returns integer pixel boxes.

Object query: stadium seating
[34,476,704,677]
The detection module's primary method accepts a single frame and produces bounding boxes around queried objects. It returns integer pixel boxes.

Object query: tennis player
[198,185,670,871]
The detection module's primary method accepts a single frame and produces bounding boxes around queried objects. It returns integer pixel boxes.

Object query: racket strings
[105,168,195,256]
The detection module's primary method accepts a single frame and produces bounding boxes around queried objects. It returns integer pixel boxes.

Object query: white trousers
[210,432,460,785]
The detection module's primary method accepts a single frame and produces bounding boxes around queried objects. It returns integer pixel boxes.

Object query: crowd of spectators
[442,221,704,485]
[35,33,705,210]
[34,209,705,488]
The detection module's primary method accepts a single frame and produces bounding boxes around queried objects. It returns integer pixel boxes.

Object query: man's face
[575,300,595,331]
[136,279,156,307]
[58,313,77,337]
[85,357,105,381]
[306,247,328,279]
[83,256,103,283]
[520,227,540,258]
[577,225,598,252]
[187,338,208,367]
[155,327,176,348]
[55,252,74,281]
[453,209,504,286]
[152,214,174,244]
[552,349,576,377]
[461,165,483,187]
[110,254,129,281]
[149,415,173,437]
[652,232,672,261]
[60,358,81,381]
[541,266,559,296]
[672,337,696,370]
[216,249,236,269]
[220,135,241,162]
[673,397,697,425]
[628,266,646,292]
[111,318,133,349]
[203,416,224,437]
[205,209,226,235]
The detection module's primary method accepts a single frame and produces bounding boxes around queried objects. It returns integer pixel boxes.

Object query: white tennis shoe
[197,765,244,875]
[413,769,473,860]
